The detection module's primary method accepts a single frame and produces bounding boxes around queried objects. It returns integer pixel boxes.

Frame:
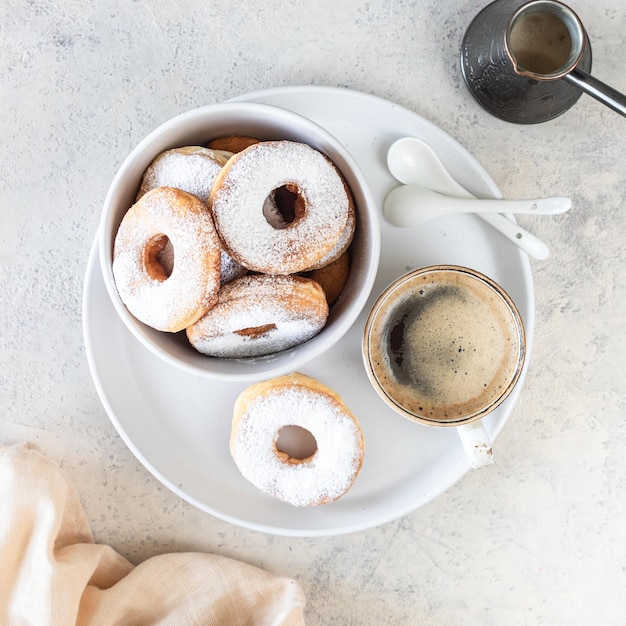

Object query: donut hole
[274,425,318,464]
[234,323,277,339]
[144,235,174,281]
[262,184,306,230]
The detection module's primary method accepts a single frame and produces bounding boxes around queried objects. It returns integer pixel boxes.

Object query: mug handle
[457,420,494,469]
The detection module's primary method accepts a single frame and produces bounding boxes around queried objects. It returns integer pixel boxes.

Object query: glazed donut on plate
[112,187,221,332]
[230,372,365,507]
[137,146,231,204]
[207,135,260,153]
[209,140,352,275]
[305,250,350,306]
[186,274,329,358]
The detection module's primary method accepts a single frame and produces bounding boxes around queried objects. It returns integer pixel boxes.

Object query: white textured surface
[1,0,625,624]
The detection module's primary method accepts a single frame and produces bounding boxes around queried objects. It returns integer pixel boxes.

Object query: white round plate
[83,86,534,537]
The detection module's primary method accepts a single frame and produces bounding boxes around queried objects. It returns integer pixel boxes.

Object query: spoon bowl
[387,137,477,196]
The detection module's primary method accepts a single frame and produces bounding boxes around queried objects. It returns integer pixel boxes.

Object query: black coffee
[367,270,522,422]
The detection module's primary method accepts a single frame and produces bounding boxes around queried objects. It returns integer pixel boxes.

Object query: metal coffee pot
[460,0,626,123]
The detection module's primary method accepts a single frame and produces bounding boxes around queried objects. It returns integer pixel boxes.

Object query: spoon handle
[478,213,550,260]
[430,193,571,216]
[437,187,554,259]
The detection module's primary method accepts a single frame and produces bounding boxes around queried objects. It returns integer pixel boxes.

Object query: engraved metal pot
[460,0,626,123]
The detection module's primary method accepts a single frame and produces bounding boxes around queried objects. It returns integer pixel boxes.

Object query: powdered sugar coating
[306,202,355,270]
[137,146,230,204]
[186,274,328,358]
[210,141,350,274]
[219,249,247,285]
[231,379,364,506]
[112,187,221,332]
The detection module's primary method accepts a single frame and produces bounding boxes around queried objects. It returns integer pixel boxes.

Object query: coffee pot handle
[564,69,626,117]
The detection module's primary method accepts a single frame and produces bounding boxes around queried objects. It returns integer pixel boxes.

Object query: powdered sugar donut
[136,145,247,285]
[186,274,329,358]
[209,141,352,275]
[230,372,365,507]
[113,187,221,332]
[137,146,231,204]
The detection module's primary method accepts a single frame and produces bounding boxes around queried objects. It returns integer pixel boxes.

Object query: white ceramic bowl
[99,102,380,381]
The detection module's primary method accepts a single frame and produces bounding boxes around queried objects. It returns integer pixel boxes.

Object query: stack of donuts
[112,135,356,359]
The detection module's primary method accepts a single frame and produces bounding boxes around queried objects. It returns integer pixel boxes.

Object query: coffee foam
[367,269,523,422]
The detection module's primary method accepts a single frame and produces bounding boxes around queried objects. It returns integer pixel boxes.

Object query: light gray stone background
[1,0,624,624]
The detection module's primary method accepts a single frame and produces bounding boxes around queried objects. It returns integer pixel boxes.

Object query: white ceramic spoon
[386,137,559,260]
[384,184,571,226]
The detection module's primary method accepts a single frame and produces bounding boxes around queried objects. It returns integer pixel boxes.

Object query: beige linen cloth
[0,444,306,625]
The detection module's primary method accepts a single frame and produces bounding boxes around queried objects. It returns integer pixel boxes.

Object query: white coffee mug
[362,265,526,469]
